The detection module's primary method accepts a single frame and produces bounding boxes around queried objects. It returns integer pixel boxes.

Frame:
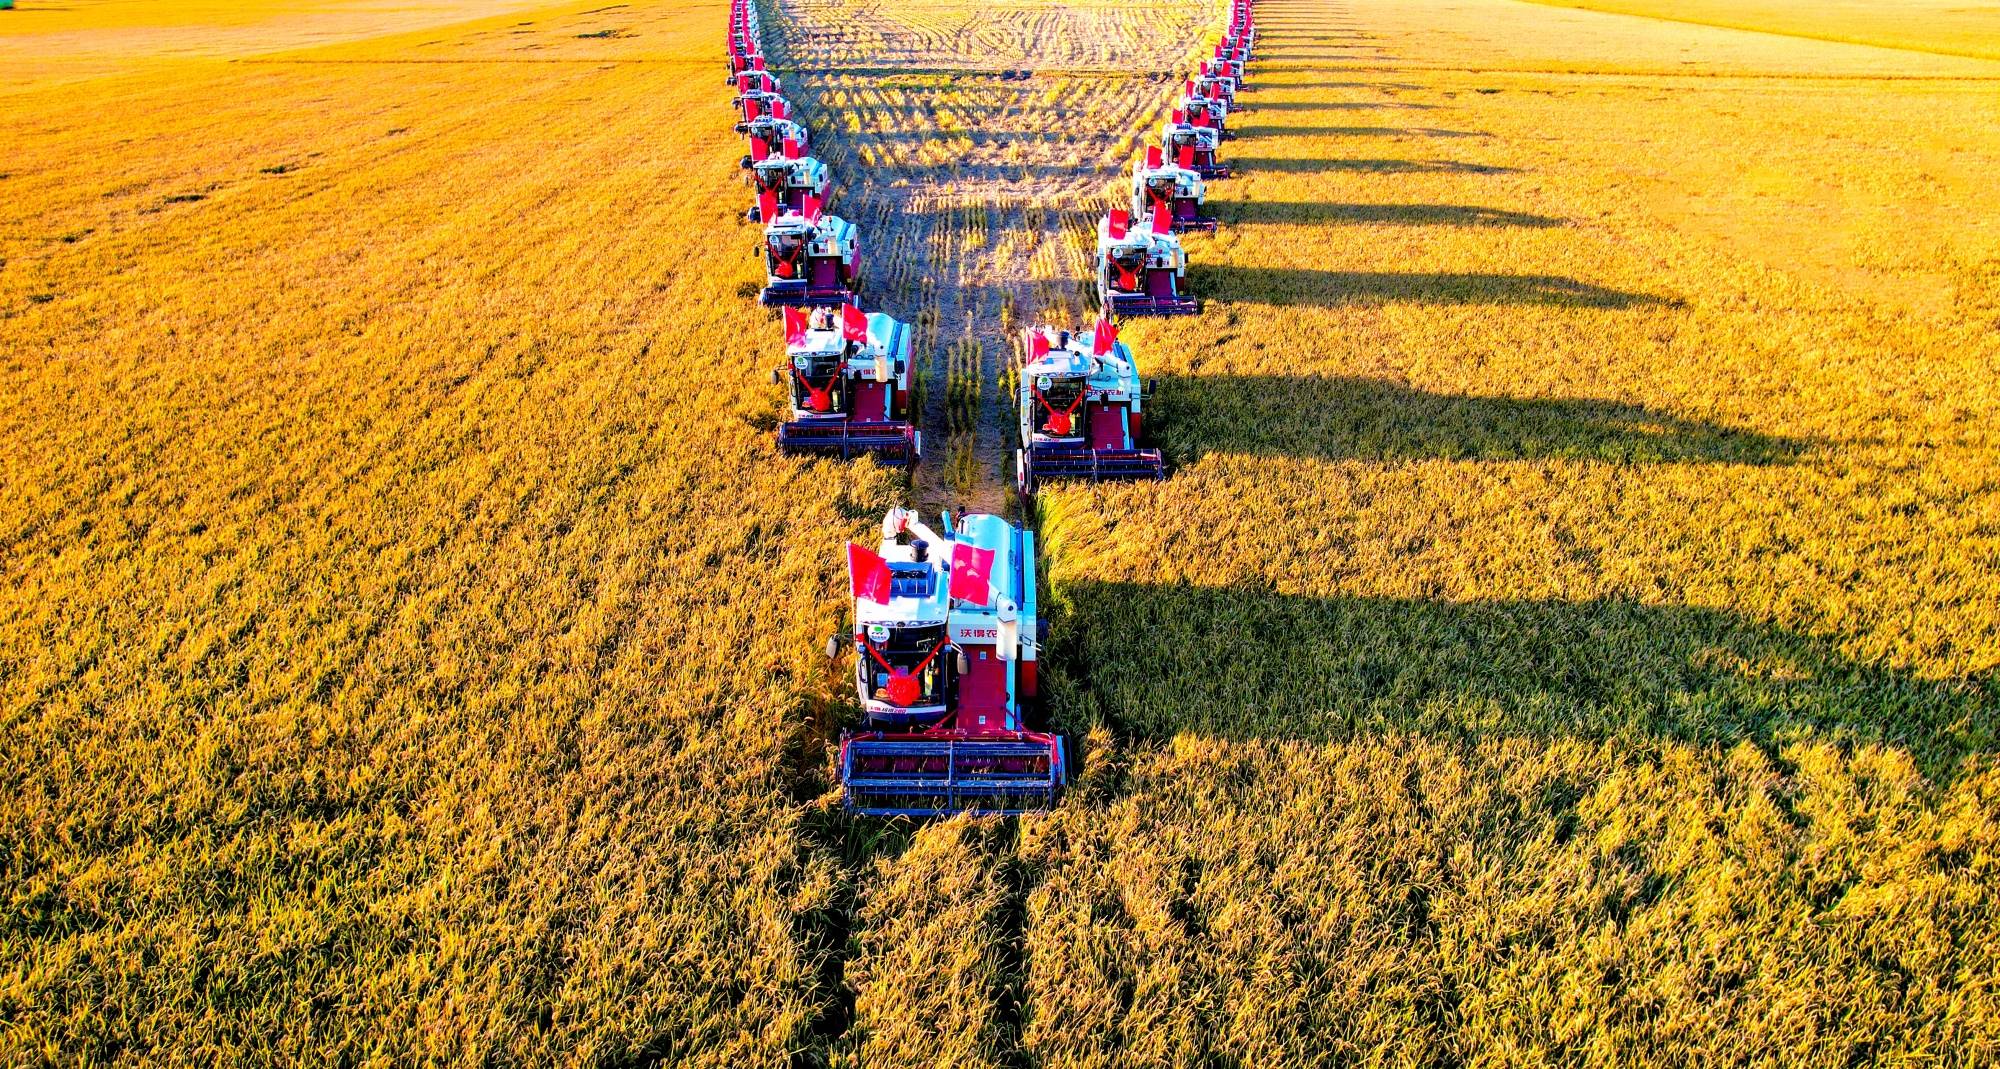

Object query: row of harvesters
[1024,0,1256,494]
[728,0,914,465]
[723,0,1256,816]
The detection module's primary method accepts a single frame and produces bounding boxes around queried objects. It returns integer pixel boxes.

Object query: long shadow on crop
[1149,374,1805,465]
[1042,581,1995,782]
[1192,267,1667,308]
[1234,124,1486,138]
[1215,201,1564,227]
[1233,156,1517,175]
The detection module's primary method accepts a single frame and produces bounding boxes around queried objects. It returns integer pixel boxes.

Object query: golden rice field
[3,0,1998,1064]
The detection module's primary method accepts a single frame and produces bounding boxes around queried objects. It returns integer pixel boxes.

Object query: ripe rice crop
[3,0,1998,1064]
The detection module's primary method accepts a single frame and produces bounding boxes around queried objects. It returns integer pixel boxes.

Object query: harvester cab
[1097,208,1198,317]
[1162,111,1230,180]
[1194,62,1237,109]
[760,199,860,307]
[1015,319,1164,494]
[738,113,811,168]
[1132,144,1215,234]
[746,138,829,222]
[732,72,790,126]
[773,304,920,465]
[837,508,1066,816]
[1181,80,1231,139]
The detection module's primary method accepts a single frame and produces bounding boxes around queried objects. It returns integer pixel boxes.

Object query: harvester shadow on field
[1148,375,1806,465]
[1191,267,1666,308]
[1230,156,1518,175]
[1042,582,1995,783]
[1215,201,1563,227]
[1232,123,1486,138]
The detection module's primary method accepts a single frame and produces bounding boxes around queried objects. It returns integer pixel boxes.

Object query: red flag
[1146,144,1163,169]
[1091,318,1117,356]
[1177,144,1195,169]
[737,74,751,93]
[841,304,869,343]
[1107,209,1129,239]
[949,541,994,605]
[849,543,892,603]
[1171,108,1185,125]
[782,137,800,159]
[753,55,766,71]
[1192,107,1209,128]
[1185,79,1194,96]
[802,194,822,222]
[750,138,770,162]
[783,306,808,346]
[746,99,761,119]
[1028,329,1050,359]
[758,189,779,222]
[1151,199,1171,235]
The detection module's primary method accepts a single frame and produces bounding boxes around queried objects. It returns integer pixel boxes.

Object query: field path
[763,0,1222,514]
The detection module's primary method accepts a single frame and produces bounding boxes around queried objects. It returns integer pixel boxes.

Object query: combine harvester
[1131,144,1216,234]
[759,196,861,307]
[737,106,812,170]
[1014,319,1163,495]
[1180,76,1232,140]
[746,136,828,222]
[837,509,1066,816]
[772,304,919,464]
[1194,61,1239,110]
[1161,108,1230,180]
[731,71,790,128]
[1097,207,1198,316]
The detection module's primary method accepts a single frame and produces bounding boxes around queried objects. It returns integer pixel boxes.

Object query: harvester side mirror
[955,649,971,676]
[825,635,843,660]
[770,369,782,385]
[739,154,753,168]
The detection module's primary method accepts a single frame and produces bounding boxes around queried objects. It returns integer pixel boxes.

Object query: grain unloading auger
[1097,207,1198,316]
[746,136,828,222]
[759,195,861,307]
[837,509,1066,817]
[1162,109,1229,181]
[1015,319,1164,495]
[1132,144,1216,234]
[772,304,919,465]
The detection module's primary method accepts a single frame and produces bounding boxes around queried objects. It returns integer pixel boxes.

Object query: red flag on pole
[750,138,770,162]
[849,543,892,603]
[1171,108,1185,125]
[949,542,995,605]
[753,55,766,71]
[783,306,808,346]
[1028,329,1050,359]
[802,194,822,222]
[1146,144,1163,169]
[1091,318,1117,356]
[1151,199,1171,235]
[772,98,789,120]
[758,189,779,223]
[1177,144,1195,169]
[841,303,869,343]
[746,99,762,119]
[1107,209,1129,239]
[1185,79,1195,96]
[737,74,751,93]
[782,137,800,159]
